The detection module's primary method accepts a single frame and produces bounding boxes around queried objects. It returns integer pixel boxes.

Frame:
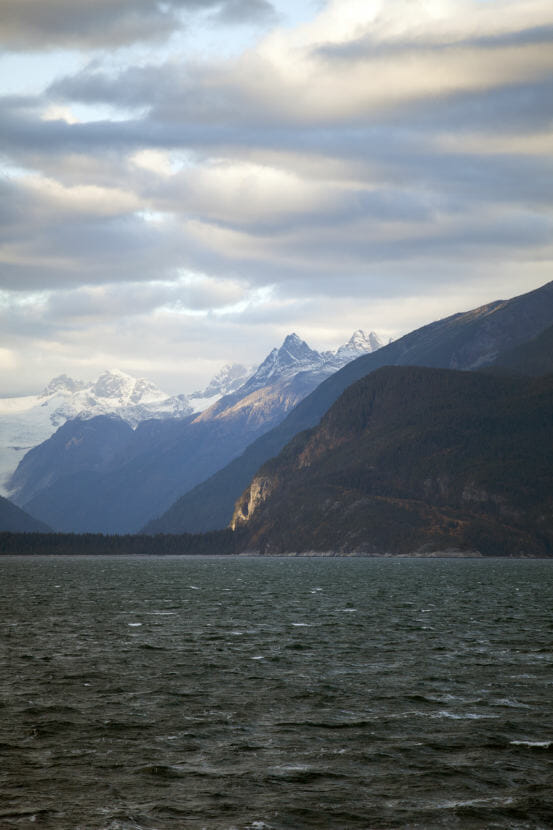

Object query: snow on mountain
[334,330,383,363]
[236,333,325,396]
[0,331,383,496]
[232,330,383,398]
[189,363,253,412]
[0,369,192,495]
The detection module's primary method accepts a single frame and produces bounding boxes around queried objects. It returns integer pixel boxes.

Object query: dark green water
[1,555,552,829]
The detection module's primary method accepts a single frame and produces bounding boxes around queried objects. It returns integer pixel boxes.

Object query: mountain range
[1,281,552,556]
[0,369,193,495]
[144,280,553,536]
[7,330,382,533]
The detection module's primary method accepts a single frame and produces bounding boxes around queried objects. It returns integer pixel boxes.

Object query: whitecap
[128,622,142,627]
[436,796,514,809]
[493,698,532,709]
[292,622,311,627]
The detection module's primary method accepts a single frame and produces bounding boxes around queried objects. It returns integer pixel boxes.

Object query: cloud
[0,0,552,395]
[0,0,277,51]
[209,0,276,25]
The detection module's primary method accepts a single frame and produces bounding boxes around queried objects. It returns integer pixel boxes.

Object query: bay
[1,555,552,829]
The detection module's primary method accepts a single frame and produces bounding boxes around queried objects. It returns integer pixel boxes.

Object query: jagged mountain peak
[281,332,305,349]
[91,369,163,404]
[336,330,383,359]
[190,363,253,403]
[279,333,320,361]
[40,374,88,397]
[245,333,324,388]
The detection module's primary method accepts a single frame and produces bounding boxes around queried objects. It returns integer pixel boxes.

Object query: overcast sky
[1,0,552,396]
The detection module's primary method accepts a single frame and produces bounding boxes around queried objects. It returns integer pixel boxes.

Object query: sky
[0,0,552,396]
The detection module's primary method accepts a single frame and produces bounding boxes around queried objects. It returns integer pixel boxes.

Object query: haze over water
[1,555,552,829]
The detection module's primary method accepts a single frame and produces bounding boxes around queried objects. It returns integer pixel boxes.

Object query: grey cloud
[397,79,553,135]
[209,0,276,25]
[1,9,551,300]
[0,0,277,51]
[43,53,553,142]
[315,23,553,62]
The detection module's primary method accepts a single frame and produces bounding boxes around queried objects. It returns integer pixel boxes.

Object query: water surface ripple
[1,556,552,829]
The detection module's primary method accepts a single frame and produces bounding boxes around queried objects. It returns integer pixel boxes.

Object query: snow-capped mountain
[41,370,192,427]
[0,369,192,495]
[332,330,383,364]
[237,334,324,396]
[189,363,253,412]
[1,329,383,511]
[233,330,382,398]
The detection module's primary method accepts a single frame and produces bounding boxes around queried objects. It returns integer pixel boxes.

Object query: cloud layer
[0,0,276,49]
[1,0,552,394]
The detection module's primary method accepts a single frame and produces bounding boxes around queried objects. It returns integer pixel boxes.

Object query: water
[1,555,552,829]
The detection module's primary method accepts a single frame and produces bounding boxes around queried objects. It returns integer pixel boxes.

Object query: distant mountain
[189,363,253,411]
[0,495,51,533]
[12,331,382,533]
[9,415,135,507]
[145,279,553,536]
[231,366,553,556]
[0,369,192,495]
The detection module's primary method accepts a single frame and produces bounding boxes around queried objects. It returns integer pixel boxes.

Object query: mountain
[0,495,51,532]
[189,363,253,411]
[491,323,553,377]
[231,366,553,556]
[9,415,135,507]
[11,331,382,533]
[144,279,553,535]
[0,369,192,495]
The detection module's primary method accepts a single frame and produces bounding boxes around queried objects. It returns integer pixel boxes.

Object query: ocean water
[1,555,552,830]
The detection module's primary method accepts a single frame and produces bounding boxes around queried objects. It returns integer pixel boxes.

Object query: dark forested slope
[231,367,553,556]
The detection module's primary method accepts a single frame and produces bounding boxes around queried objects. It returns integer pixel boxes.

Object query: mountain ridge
[144,279,553,535]
[12,330,382,533]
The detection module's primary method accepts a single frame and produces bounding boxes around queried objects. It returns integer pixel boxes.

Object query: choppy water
[1,555,552,830]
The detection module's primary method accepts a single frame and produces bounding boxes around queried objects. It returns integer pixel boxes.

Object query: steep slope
[16,332,381,533]
[145,279,553,535]
[491,323,553,377]
[10,416,135,506]
[231,367,553,556]
[0,495,51,532]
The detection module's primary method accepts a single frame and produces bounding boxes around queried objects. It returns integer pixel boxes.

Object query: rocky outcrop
[231,475,274,529]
